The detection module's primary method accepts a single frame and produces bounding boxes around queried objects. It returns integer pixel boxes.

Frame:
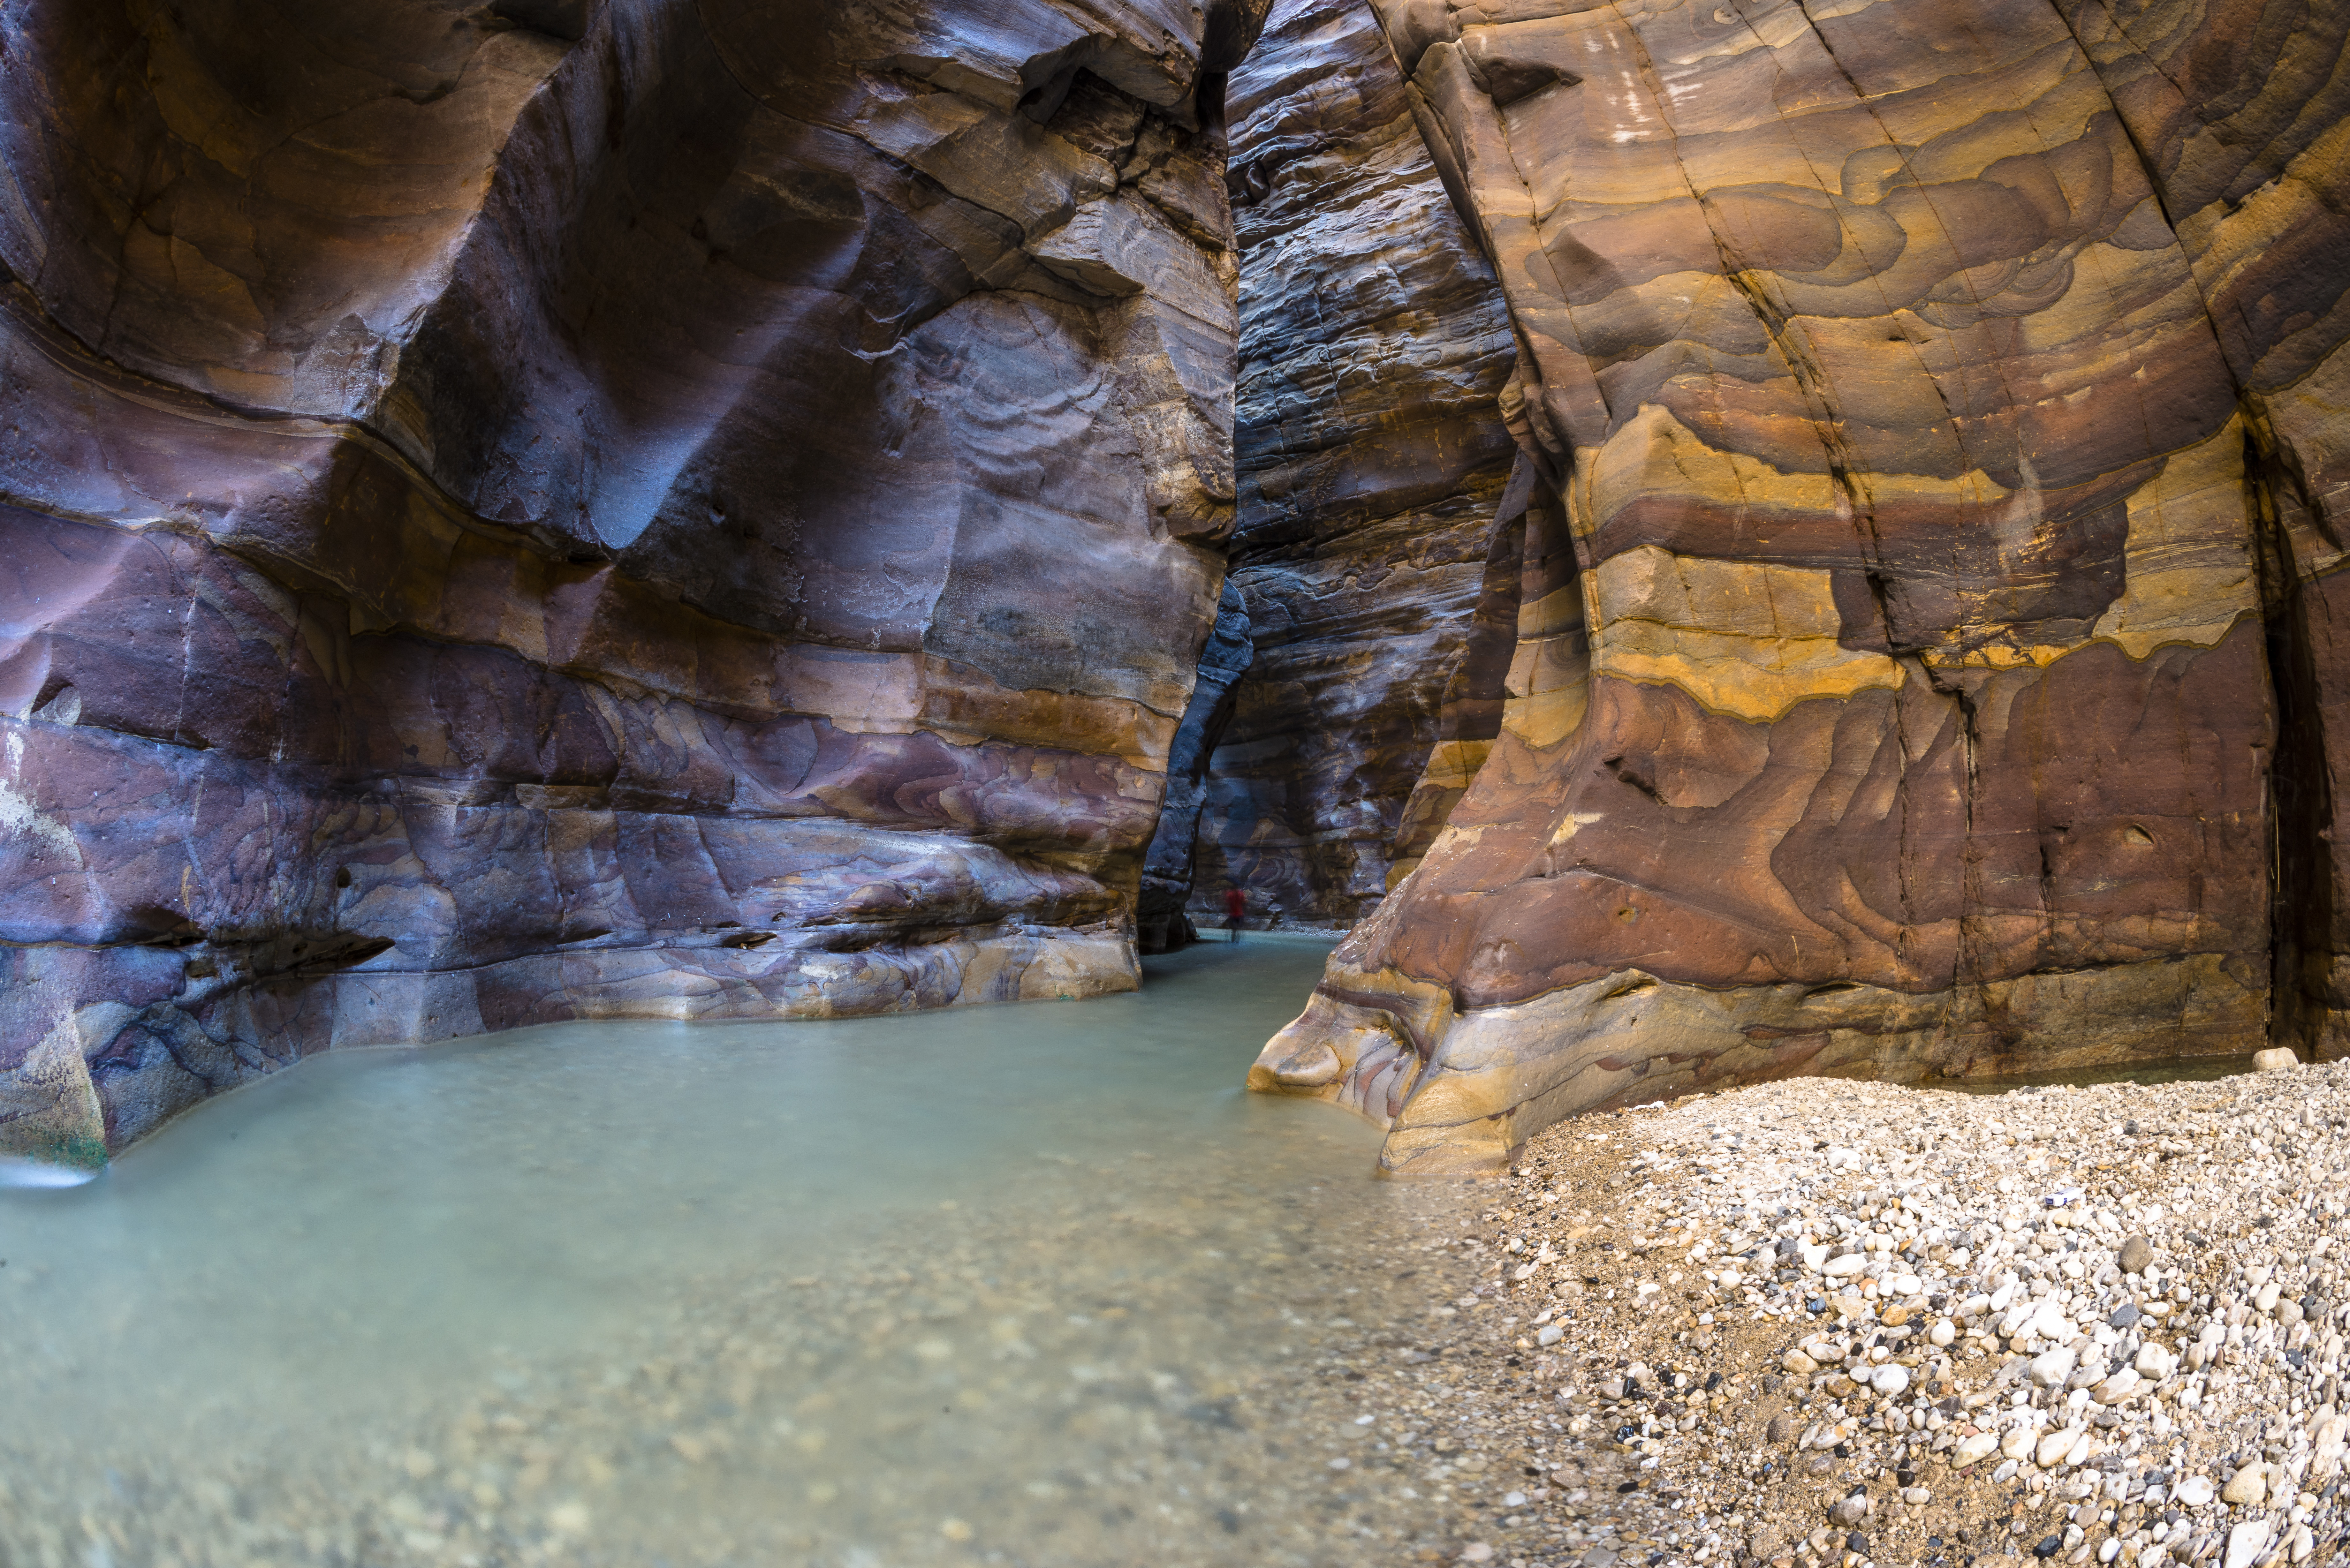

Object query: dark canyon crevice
[1137,0,1523,940]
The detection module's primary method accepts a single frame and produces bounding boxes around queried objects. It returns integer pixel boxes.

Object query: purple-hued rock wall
[0,0,1266,1166]
[1249,0,2350,1175]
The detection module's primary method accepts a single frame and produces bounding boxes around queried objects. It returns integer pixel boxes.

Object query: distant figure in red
[1223,886,1246,942]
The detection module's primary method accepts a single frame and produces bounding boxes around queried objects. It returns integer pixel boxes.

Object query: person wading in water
[1223,885,1246,943]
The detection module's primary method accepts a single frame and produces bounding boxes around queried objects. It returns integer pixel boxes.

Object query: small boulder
[2118,1237,2154,1274]
[2253,1047,2300,1072]
[2224,1520,2275,1568]
[1952,1431,2000,1467]
[2030,1346,2079,1388]
[2035,1428,2082,1468]
[2092,1369,2143,1405]
[2220,1464,2268,1506]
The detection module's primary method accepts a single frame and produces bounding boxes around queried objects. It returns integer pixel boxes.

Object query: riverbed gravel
[1428,1055,2350,1568]
[0,1143,1486,1568]
[8,1049,2349,1568]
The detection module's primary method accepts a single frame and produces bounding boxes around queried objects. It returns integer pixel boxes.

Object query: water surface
[1,940,1466,1568]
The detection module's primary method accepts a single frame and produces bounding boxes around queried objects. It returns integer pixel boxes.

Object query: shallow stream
[0,939,1468,1568]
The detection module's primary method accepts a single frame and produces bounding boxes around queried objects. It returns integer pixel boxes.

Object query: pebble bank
[1422,1054,2350,1568]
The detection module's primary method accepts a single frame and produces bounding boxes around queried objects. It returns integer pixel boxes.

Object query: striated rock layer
[1253,0,2350,1172]
[1138,0,1522,936]
[0,0,1264,1167]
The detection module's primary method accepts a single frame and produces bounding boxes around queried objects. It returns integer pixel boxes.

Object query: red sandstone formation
[1251,0,2350,1173]
[0,0,1264,1166]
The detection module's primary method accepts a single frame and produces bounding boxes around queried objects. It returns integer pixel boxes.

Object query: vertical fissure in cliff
[2247,402,2339,1054]
[1137,581,1255,953]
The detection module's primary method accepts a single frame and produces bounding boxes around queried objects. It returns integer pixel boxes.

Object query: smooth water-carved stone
[0,0,1268,1166]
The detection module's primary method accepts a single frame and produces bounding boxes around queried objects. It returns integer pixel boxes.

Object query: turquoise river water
[0,938,1470,1568]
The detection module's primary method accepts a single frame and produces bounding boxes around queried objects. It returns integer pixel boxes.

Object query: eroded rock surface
[0,0,1264,1166]
[1253,0,2350,1172]
[1138,0,1520,936]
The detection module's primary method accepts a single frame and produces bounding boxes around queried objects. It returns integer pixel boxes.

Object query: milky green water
[0,939,1466,1568]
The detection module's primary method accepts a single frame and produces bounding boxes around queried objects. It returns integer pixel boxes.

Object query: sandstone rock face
[0,0,1263,1167]
[1253,0,2350,1172]
[1139,0,1520,934]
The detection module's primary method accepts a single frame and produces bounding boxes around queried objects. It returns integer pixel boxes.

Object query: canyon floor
[5,963,2347,1568]
[1404,1055,2350,1568]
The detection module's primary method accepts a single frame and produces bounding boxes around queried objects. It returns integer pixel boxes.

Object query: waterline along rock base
[2,0,2347,1188]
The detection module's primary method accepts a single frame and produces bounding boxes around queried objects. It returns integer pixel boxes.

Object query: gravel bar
[1421,1055,2350,1568]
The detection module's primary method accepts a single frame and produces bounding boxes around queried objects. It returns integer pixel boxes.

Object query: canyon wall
[1252,0,2350,1172]
[0,0,1262,1168]
[7,0,2344,1178]
[1138,0,1522,937]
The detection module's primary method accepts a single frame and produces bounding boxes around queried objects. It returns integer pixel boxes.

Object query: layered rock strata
[1253,0,2350,1172]
[1137,0,1521,936]
[0,0,1263,1167]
